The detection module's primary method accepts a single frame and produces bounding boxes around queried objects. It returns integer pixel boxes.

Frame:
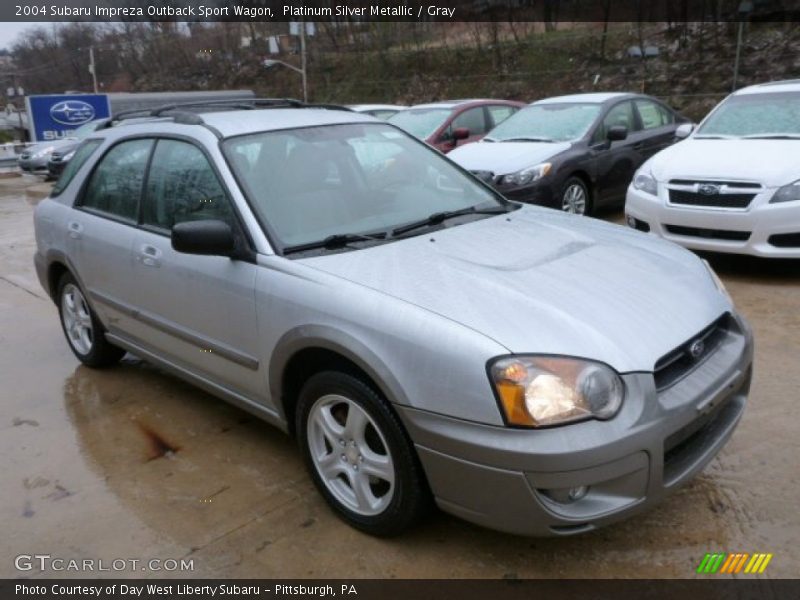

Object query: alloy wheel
[562,183,587,215]
[307,394,395,516]
[61,283,94,355]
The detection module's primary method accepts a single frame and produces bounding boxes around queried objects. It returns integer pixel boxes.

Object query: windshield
[387,108,451,139]
[696,92,800,138]
[224,123,503,249]
[486,103,601,142]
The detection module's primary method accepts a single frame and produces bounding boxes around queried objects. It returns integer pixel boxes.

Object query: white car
[348,104,405,119]
[625,80,800,257]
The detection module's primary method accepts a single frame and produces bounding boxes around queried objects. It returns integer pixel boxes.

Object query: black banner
[3,580,800,600]
[4,0,800,23]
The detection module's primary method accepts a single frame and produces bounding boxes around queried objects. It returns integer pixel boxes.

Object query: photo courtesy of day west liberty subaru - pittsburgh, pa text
[37,3,456,19]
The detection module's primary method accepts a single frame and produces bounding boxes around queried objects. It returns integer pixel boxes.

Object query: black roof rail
[103,97,353,129]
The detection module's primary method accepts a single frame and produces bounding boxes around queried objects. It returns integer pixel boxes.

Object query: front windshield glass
[696,92,800,137]
[224,123,502,248]
[387,108,451,139]
[487,103,601,142]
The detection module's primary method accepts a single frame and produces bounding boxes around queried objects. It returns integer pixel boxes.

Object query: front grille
[669,179,761,189]
[654,313,731,391]
[664,225,751,242]
[668,189,755,208]
[768,232,800,248]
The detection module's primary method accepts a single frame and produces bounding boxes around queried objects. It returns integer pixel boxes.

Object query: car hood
[648,138,800,187]
[448,141,571,175]
[301,207,730,373]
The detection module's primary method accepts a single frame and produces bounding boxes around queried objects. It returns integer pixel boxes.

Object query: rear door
[128,138,262,398]
[68,138,153,336]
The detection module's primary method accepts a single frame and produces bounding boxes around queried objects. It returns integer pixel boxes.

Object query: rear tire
[57,272,125,368]
[561,176,592,216]
[296,371,430,536]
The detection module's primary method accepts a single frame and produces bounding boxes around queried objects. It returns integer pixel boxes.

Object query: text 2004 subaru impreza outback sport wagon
[34,104,753,536]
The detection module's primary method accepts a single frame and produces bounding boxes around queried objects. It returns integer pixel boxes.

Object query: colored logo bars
[697,552,773,574]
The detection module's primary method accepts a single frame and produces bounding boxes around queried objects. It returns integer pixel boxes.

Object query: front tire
[561,176,592,216]
[296,371,430,536]
[57,272,125,368]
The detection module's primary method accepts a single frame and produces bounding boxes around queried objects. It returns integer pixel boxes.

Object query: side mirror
[607,125,628,142]
[452,127,470,141]
[675,123,695,139]
[172,220,235,257]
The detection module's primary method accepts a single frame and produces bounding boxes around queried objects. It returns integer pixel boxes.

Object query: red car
[387,99,524,153]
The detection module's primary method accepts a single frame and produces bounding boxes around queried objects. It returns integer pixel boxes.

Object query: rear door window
[635,100,675,129]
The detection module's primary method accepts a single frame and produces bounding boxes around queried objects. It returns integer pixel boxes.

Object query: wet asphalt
[1,175,797,579]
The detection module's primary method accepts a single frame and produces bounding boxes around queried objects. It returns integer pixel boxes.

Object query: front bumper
[626,185,800,258]
[399,313,753,536]
[18,157,49,173]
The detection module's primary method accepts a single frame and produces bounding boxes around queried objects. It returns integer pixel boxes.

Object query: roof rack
[103,98,354,130]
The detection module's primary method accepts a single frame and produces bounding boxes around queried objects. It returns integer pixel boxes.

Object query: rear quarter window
[51,139,103,197]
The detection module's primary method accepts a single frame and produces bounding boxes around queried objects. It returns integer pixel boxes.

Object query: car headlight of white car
[32,146,55,159]
[62,151,75,161]
[502,162,552,186]
[632,169,658,196]
[770,178,800,203]
[489,356,624,427]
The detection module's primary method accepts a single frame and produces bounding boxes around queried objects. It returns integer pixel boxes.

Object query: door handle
[137,244,162,268]
[633,141,644,150]
[67,221,83,240]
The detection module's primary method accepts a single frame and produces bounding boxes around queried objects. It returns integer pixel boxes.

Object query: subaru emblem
[698,183,721,196]
[50,100,96,126]
[689,339,705,359]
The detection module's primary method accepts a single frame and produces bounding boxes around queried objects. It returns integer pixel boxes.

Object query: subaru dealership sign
[25,94,110,142]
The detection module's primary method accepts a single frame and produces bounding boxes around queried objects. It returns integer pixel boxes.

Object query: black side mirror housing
[172,220,235,257]
[607,125,628,142]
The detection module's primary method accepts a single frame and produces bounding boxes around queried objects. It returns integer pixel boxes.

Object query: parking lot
[1,174,798,579]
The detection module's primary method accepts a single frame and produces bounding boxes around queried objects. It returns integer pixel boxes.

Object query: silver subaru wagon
[33,100,753,536]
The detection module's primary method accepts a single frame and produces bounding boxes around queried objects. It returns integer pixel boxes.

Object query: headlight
[489,356,624,428]
[62,151,75,161]
[770,178,800,203]
[632,170,658,196]
[502,162,551,186]
[32,146,55,159]
[702,259,731,303]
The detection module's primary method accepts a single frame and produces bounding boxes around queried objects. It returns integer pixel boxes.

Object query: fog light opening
[626,215,636,228]
[567,485,589,502]
[540,485,591,504]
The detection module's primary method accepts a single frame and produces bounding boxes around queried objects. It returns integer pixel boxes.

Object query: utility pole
[299,20,308,103]
[89,46,98,93]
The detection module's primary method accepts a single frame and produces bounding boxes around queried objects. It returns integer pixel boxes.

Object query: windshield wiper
[499,136,554,143]
[283,232,388,255]
[741,133,800,140]
[391,206,511,236]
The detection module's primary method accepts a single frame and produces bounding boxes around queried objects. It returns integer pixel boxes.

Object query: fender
[268,324,412,422]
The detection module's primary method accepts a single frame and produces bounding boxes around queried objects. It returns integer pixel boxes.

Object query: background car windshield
[72,121,99,139]
[388,108,451,139]
[697,92,800,136]
[224,123,501,247]
[487,103,601,142]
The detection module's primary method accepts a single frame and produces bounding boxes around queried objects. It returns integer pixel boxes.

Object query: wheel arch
[269,326,411,437]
